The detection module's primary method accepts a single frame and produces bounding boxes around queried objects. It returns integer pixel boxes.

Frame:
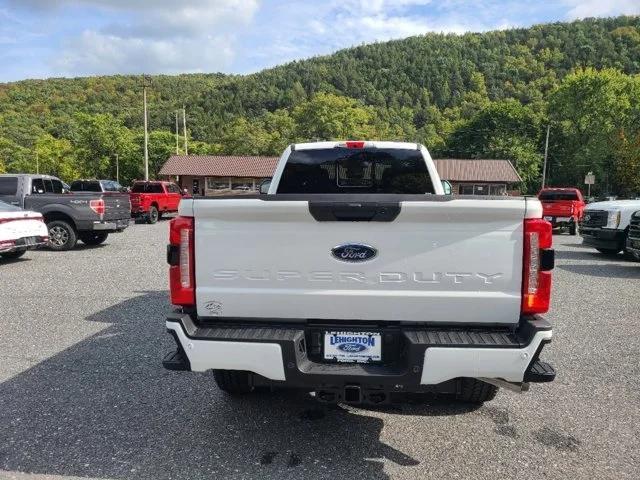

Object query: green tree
[73,113,137,181]
[292,93,378,140]
[548,68,640,194]
[33,134,81,181]
[446,100,543,191]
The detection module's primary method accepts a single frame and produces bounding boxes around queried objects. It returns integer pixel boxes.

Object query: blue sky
[1,0,639,82]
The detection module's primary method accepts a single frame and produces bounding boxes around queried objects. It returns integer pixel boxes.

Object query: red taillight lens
[345,141,365,149]
[89,199,105,215]
[169,216,194,307]
[522,218,553,314]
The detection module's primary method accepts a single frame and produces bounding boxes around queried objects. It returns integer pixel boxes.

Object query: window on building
[206,177,231,190]
[459,184,474,195]
[458,183,507,196]
[231,179,253,191]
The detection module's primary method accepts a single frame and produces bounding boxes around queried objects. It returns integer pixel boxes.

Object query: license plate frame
[323,331,382,363]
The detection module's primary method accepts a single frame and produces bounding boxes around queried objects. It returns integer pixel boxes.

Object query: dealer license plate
[324,331,382,363]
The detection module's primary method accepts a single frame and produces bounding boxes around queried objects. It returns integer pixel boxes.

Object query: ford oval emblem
[337,343,368,353]
[331,244,377,262]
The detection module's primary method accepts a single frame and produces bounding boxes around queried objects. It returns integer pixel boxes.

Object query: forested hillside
[1,16,639,194]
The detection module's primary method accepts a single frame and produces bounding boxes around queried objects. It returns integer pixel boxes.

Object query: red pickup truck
[129,181,184,224]
[538,188,585,235]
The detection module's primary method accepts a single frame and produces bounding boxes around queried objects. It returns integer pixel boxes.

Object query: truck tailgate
[192,197,531,325]
[103,193,131,221]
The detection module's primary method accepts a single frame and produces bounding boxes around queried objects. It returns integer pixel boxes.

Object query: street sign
[584,173,595,185]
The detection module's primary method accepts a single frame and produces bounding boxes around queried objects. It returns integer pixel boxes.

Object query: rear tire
[79,232,109,246]
[147,206,159,224]
[47,220,78,251]
[213,370,254,394]
[596,248,621,255]
[1,250,26,260]
[455,378,498,404]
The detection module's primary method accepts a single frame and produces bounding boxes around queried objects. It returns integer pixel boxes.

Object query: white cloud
[563,0,640,19]
[14,0,260,76]
[55,30,237,75]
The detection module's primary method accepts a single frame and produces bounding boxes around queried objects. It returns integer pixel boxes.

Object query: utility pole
[115,154,119,183]
[175,111,179,154]
[36,151,39,174]
[182,105,188,155]
[142,75,150,181]
[541,124,550,189]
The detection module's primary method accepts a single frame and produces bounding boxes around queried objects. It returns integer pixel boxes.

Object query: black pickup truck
[0,174,130,250]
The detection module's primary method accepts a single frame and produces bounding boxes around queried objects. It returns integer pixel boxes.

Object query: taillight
[89,199,105,216]
[168,216,194,307]
[522,218,554,314]
[344,141,365,149]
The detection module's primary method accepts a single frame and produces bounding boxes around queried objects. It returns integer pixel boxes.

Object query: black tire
[1,249,26,260]
[47,220,78,251]
[79,232,109,246]
[455,378,498,404]
[569,222,577,236]
[213,370,254,394]
[157,211,163,220]
[596,248,621,255]
[147,206,159,224]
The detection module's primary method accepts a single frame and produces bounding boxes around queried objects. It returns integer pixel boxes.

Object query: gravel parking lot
[1,221,639,480]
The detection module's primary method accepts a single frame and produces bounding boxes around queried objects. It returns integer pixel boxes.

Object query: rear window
[31,178,63,194]
[539,191,579,201]
[70,180,101,192]
[131,182,164,193]
[277,147,434,194]
[101,181,122,192]
[0,177,18,195]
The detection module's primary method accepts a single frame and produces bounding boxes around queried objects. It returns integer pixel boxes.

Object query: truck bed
[183,195,541,325]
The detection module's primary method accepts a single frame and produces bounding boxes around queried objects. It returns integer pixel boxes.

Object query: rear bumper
[544,215,575,227]
[164,313,554,391]
[580,227,625,250]
[89,218,130,231]
[0,235,49,253]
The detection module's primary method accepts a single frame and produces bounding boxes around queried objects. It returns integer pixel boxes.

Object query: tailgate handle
[308,202,400,222]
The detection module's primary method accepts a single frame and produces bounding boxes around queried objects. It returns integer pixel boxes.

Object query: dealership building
[159,155,521,196]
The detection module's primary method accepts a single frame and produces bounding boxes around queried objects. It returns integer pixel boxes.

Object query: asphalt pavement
[0,221,638,480]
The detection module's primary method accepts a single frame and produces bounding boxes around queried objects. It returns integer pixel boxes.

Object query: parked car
[163,141,556,406]
[0,174,130,250]
[0,200,49,259]
[625,210,640,260]
[580,199,640,255]
[538,187,585,235]
[69,179,127,194]
[129,181,183,224]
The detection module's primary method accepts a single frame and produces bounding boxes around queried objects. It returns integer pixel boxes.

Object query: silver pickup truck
[0,174,130,250]
[163,141,556,405]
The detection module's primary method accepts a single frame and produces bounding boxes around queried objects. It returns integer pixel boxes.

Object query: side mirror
[259,179,271,194]
[441,180,453,195]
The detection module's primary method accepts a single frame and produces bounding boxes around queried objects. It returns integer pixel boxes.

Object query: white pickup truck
[163,141,556,405]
